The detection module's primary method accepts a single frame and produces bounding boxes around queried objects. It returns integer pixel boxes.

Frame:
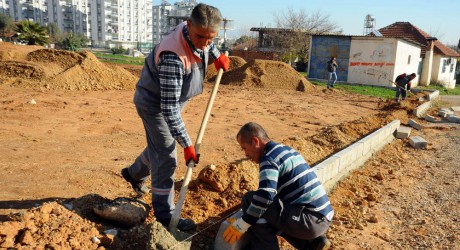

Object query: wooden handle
[169,51,229,231]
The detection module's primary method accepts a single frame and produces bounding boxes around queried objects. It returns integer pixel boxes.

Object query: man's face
[187,20,218,50]
[237,136,263,163]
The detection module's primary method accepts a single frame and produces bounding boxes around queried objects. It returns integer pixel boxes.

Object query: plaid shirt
[158,25,220,148]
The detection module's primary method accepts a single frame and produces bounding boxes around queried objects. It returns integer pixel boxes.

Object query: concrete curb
[412,90,440,118]
[313,120,400,193]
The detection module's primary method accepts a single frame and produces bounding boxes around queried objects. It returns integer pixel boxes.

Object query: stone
[447,115,460,123]
[408,119,423,130]
[395,126,411,139]
[451,106,460,112]
[424,115,436,123]
[409,136,427,149]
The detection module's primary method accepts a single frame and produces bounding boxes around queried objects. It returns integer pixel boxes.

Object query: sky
[196,0,459,46]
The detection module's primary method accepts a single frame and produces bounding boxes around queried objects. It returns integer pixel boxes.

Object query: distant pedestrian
[394,73,416,103]
[326,57,338,89]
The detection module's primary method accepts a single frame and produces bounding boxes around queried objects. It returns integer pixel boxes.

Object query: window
[450,63,454,73]
[407,55,411,64]
[441,59,447,73]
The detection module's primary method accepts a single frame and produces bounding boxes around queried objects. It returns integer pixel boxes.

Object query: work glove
[214,54,229,71]
[223,218,250,244]
[184,145,199,166]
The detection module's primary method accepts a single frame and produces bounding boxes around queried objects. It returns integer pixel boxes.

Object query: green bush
[111,46,126,55]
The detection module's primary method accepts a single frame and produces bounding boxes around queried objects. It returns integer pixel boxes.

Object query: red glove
[184,145,199,166]
[214,54,229,71]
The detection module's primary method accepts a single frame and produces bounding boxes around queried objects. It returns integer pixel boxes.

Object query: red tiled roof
[378,22,460,57]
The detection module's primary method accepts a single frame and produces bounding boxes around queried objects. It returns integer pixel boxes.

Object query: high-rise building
[0,0,153,50]
[152,0,195,46]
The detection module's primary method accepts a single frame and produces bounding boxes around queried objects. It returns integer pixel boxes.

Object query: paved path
[440,95,460,106]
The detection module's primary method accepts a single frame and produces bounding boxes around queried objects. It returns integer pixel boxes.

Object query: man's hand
[223,218,250,244]
[184,146,199,166]
[214,54,229,71]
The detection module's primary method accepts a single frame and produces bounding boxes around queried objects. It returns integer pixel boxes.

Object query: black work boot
[121,168,149,195]
[310,235,331,250]
[158,217,197,232]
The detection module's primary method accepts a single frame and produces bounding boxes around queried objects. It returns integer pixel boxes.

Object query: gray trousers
[242,191,331,250]
[127,106,183,221]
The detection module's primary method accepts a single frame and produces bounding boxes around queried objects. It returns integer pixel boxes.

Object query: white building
[152,0,195,46]
[0,0,153,50]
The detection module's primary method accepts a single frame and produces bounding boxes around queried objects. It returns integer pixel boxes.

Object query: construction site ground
[0,43,459,249]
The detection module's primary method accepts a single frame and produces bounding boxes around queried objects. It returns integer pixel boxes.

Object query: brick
[451,106,460,112]
[409,136,427,149]
[447,115,460,123]
[425,115,437,122]
[427,90,439,101]
[395,126,411,139]
[413,102,431,117]
[408,119,423,130]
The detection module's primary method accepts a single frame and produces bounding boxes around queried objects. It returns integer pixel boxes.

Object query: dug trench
[1,44,458,249]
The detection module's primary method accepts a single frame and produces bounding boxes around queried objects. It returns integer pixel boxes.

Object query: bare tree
[270,8,340,68]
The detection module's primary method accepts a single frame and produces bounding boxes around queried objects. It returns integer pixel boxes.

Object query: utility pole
[221,18,233,50]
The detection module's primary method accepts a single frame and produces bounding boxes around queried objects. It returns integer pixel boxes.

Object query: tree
[15,19,49,45]
[46,22,62,44]
[58,32,89,51]
[234,35,251,46]
[0,13,13,40]
[270,8,340,67]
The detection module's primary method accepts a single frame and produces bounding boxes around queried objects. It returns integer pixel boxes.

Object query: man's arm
[158,52,192,148]
[208,43,221,60]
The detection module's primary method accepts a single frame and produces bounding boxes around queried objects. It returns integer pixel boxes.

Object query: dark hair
[190,3,222,31]
[410,73,416,77]
[236,122,270,144]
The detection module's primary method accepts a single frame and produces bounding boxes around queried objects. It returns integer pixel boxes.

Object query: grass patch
[417,84,460,95]
[92,52,145,66]
[310,80,396,99]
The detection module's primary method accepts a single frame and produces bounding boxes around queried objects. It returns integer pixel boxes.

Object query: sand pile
[208,58,313,92]
[205,56,247,80]
[0,45,138,91]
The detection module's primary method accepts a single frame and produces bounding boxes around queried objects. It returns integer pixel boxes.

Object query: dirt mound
[211,59,313,92]
[206,56,247,80]
[0,44,138,91]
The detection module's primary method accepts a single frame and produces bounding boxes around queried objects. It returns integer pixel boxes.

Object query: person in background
[224,122,333,250]
[394,73,416,103]
[326,56,338,89]
[120,3,229,232]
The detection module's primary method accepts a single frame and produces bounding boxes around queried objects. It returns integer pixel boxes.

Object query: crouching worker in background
[224,122,334,250]
[394,73,416,103]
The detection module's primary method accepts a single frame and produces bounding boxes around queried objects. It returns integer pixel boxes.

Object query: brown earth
[0,43,458,249]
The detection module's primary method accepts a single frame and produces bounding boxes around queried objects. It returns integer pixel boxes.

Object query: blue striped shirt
[243,141,334,225]
[158,26,220,147]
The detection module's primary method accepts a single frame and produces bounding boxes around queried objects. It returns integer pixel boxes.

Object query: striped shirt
[243,141,334,225]
[158,26,220,148]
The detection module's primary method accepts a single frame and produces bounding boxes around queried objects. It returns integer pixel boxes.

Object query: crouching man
[224,122,334,250]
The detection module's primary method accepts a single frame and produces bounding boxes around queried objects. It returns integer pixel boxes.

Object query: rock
[28,99,37,105]
[374,172,385,181]
[369,215,378,223]
[91,236,101,244]
[366,193,377,201]
[93,198,149,227]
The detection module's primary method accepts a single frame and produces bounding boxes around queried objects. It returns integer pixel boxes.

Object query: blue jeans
[395,86,407,102]
[327,72,337,87]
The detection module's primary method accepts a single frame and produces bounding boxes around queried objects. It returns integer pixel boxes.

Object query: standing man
[121,3,229,231]
[224,122,334,250]
[326,56,338,89]
[394,73,416,103]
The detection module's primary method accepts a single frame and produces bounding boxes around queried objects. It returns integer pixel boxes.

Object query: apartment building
[152,0,195,46]
[0,0,152,50]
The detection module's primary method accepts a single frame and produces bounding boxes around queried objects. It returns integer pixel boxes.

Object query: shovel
[169,51,229,233]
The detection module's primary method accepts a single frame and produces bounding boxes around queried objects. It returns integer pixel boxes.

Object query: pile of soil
[0,45,138,91]
[206,58,314,92]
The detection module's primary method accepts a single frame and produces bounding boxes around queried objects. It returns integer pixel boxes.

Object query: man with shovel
[394,73,416,103]
[224,122,334,249]
[120,3,229,232]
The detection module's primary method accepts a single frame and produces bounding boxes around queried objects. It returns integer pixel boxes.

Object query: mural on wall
[309,36,351,81]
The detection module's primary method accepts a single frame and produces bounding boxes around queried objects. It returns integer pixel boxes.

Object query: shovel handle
[169,51,229,231]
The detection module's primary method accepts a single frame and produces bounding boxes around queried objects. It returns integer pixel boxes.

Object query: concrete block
[409,136,427,149]
[313,156,340,183]
[438,108,454,117]
[214,210,249,250]
[427,90,439,101]
[447,115,460,123]
[395,126,411,139]
[451,106,460,112]
[425,115,437,123]
[408,119,422,130]
[413,101,431,117]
